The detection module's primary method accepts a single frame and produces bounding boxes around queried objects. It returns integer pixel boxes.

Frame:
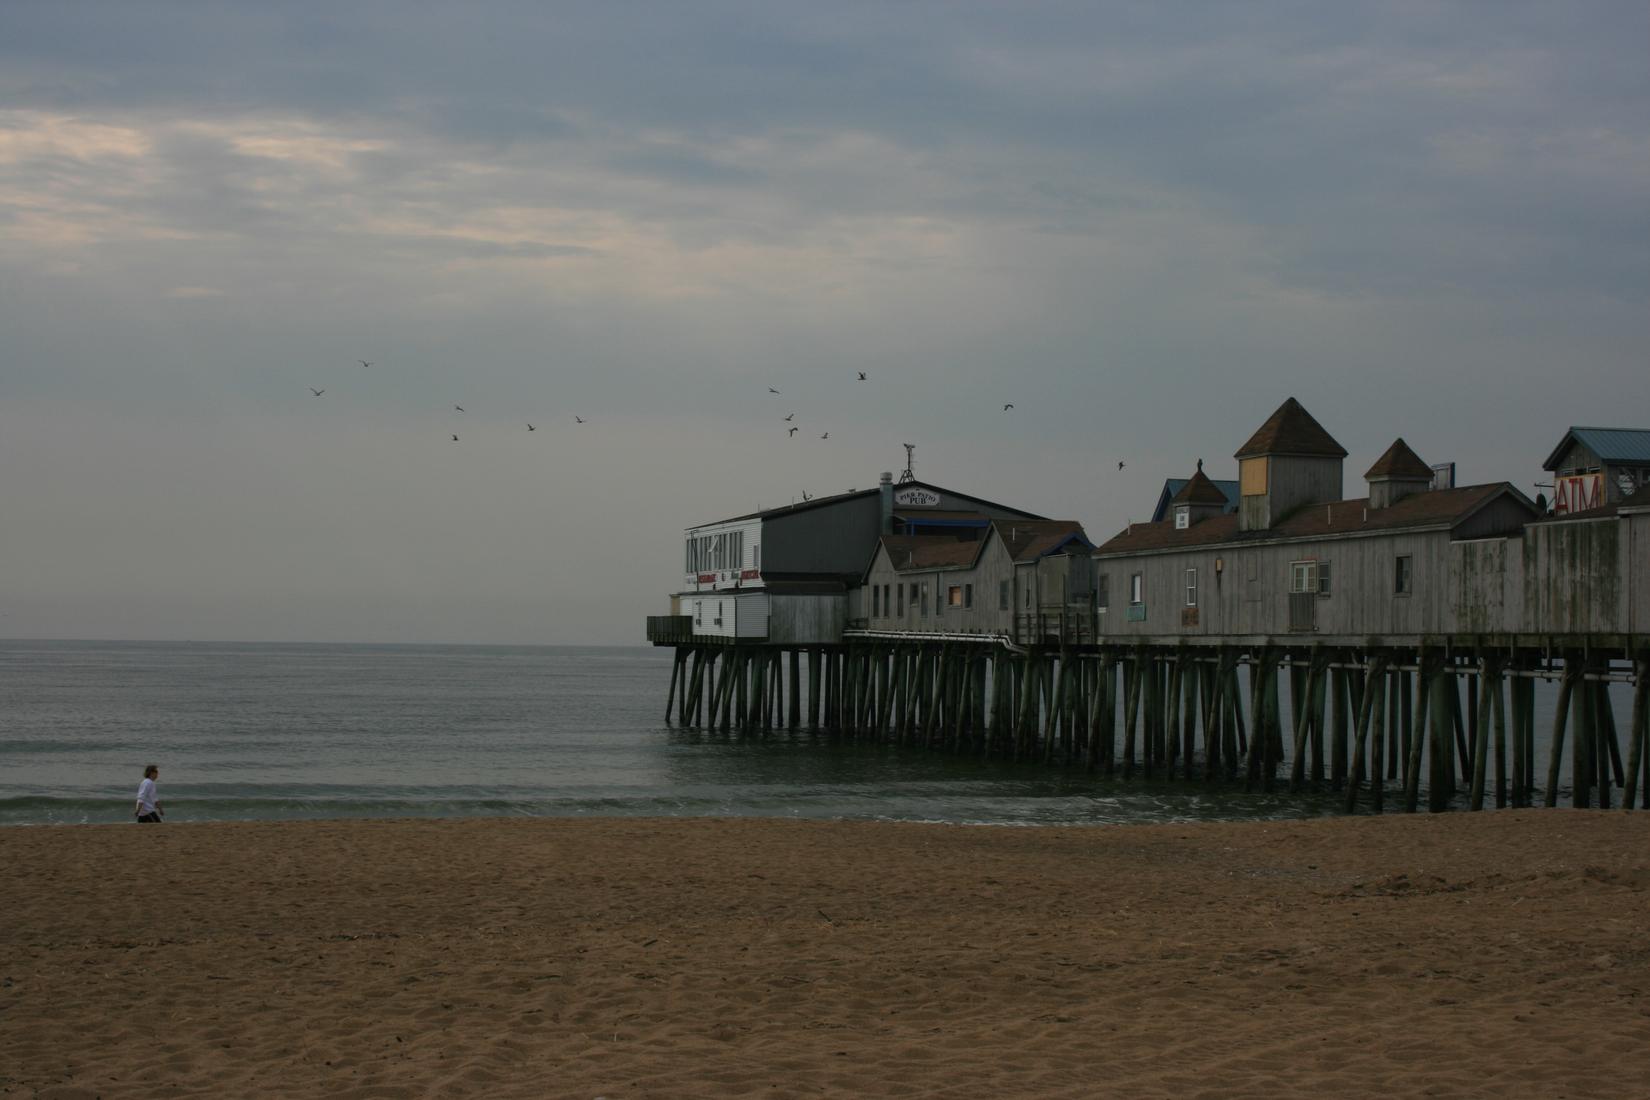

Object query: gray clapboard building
[653,472,1047,647]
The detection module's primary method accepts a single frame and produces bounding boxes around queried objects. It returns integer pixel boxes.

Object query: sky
[2,2,1646,645]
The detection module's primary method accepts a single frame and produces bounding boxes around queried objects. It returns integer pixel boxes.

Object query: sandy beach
[3,812,1647,1099]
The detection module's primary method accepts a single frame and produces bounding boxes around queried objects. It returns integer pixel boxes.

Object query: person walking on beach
[135,765,164,823]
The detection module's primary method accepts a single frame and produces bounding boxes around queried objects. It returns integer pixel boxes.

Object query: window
[1185,568,1198,607]
[1317,561,1332,596]
[1240,457,1269,496]
[1097,574,1109,609]
[1129,573,1144,605]
[964,583,973,608]
[897,583,905,616]
[872,585,881,617]
[1024,580,1033,609]
[1174,506,1189,530]
[753,544,760,571]
[921,583,930,617]
[1289,560,1318,593]
[1395,555,1413,595]
[910,583,919,615]
[883,585,891,616]
[998,580,1010,610]
[948,585,963,608]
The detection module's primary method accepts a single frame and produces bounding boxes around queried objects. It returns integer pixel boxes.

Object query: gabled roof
[1094,483,1533,555]
[875,534,988,573]
[1171,462,1230,505]
[1365,438,1433,481]
[1542,427,1650,471]
[1234,397,1348,460]
[694,480,1046,528]
[992,520,1093,563]
[1150,477,1239,522]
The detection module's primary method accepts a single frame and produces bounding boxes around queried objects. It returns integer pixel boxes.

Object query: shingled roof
[1234,398,1348,460]
[1094,483,1528,555]
[993,520,1092,563]
[1170,461,1229,505]
[877,535,987,572]
[1364,438,1433,481]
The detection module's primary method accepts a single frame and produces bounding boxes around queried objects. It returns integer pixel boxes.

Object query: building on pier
[1543,426,1650,515]
[654,472,1047,647]
[1091,398,1650,646]
[860,519,1096,644]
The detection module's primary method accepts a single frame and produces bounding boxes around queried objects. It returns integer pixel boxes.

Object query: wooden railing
[645,616,695,644]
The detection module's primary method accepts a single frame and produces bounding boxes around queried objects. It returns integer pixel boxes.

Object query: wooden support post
[788,650,801,728]
[1399,666,1413,788]
[1289,648,1321,792]
[1427,665,1454,813]
[1330,666,1348,791]
[1181,654,1198,780]
[1164,653,1183,777]
[1544,659,1576,807]
[1492,661,1507,810]
[1370,666,1388,813]
[1122,654,1141,778]
[681,648,700,726]
[1244,653,1266,790]
[665,648,683,723]
[1403,653,1432,813]
[807,649,821,730]
[1572,659,1593,809]
[1508,656,1525,808]
[1597,682,1624,793]
[1625,658,1650,810]
[1469,656,1492,811]
[1345,654,1388,813]
[1099,655,1118,775]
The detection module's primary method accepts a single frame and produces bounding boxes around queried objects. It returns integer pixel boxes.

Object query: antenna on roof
[899,444,916,483]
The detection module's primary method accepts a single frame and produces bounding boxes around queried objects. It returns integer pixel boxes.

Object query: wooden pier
[661,637,1649,813]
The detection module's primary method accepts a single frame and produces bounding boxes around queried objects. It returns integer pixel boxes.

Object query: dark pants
[136,812,162,823]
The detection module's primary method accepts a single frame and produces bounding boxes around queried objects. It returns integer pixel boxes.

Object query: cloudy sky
[2,2,1645,644]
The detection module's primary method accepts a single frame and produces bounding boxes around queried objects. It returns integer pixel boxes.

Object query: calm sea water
[0,640,1625,827]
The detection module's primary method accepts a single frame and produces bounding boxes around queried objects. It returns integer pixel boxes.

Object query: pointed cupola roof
[1234,397,1348,460]
[1364,438,1433,481]
[1171,460,1229,505]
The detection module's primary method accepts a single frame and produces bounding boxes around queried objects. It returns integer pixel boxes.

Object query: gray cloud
[0,1,1645,642]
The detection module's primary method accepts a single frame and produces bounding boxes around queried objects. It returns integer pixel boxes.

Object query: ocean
[0,640,1621,827]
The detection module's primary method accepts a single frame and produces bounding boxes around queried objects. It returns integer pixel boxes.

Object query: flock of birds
[305,361,1128,469]
[309,359,587,442]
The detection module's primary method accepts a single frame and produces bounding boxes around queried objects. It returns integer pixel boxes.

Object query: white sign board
[893,487,941,507]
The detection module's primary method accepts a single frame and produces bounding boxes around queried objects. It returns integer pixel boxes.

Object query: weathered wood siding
[767,594,847,644]
[1520,516,1625,635]
[1096,527,1457,640]
[1241,456,1342,531]
[861,535,1019,634]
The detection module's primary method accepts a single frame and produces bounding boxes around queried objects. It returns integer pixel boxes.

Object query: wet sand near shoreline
[3,811,1647,1099]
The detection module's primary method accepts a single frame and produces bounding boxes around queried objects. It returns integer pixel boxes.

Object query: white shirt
[136,777,160,815]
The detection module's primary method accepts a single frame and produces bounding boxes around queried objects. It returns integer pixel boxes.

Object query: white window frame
[1289,560,1318,594]
[1185,567,1198,607]
[1129,572,1144,605]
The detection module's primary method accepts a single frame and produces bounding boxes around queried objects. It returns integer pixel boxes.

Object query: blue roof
[1544,427,1650,470]
[1150,478,1240,523]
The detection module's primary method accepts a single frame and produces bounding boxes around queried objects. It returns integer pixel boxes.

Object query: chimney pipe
[879,471,894,534]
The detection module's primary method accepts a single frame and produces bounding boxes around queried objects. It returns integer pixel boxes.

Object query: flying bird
[784,413,795,421]
[788,427,798,436]
[1003,403,1013,411]
[454,404,465,412]
[801,491,812,501]
[821,432,829,439]
[527,423,536,431]
[768,387,780,394]
[310,388,324,396]
[857,371,866,381]
[1118,461,1126,470]
[359,360,372,368]
[574,416,585,423]
[452,434,459,442]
